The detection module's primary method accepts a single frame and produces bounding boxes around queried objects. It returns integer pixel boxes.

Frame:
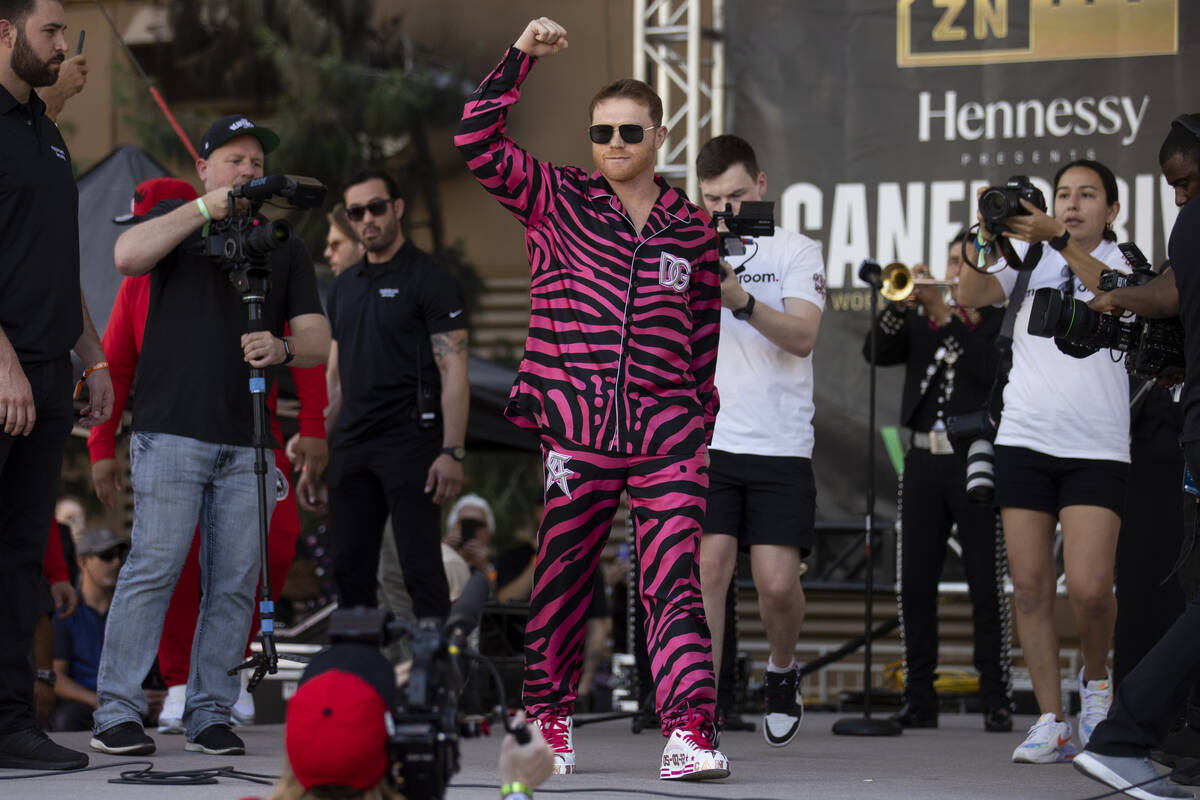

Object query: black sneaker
[185,724,244,755]
[984,706,1013,733]
[90,721,155,756]
[762,667,804,747]
[0,727,89,770]
[890,701,938,729]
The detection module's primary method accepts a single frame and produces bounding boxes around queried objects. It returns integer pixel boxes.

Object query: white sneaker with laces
[1012,712,1078,764]
[157,684,185,734]
[230,671,255,727]
[660,725,730,780]
[1077,667,1113,749]
[531,714,574,775]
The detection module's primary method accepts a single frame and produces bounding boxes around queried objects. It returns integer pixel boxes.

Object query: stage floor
[0,712,1154,799]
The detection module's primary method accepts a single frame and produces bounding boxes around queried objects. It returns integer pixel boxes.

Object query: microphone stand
[832,260,902,737]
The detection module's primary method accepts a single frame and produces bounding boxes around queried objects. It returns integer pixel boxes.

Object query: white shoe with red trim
[659,724,730,780]
[531,714,575,775]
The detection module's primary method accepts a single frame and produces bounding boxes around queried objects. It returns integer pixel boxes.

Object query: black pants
[897,446,1011,712]
[1088,440,1200,758]
[327,436,450,620]
[0,357,73,735]
[1113,420,1186,687]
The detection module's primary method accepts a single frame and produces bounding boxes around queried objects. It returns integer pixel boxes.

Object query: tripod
[832,260,901,737]
[223,260,299,690]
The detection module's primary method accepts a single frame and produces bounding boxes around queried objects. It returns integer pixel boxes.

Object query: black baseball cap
[198,114,280,160]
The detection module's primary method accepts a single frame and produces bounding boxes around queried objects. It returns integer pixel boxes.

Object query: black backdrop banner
[724,0,1196,520]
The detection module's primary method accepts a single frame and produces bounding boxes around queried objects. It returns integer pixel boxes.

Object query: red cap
[113,177,198,223]
[284,669,390,792]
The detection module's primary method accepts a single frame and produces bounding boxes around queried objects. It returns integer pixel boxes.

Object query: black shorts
[703,450,816,556]
[993,445,1129,516]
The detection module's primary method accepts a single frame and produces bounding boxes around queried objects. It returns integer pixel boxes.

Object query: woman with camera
[957,160,1130,764]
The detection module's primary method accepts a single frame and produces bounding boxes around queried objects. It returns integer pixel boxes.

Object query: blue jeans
[94,432,271,739]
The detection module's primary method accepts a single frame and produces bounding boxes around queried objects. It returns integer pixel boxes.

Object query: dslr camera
[711,200,775,258]
[1026,243,1185,380]
[978,175,1047,234]
[203,174,325,289]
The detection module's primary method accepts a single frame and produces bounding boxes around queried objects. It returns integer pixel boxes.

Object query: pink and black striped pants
[523,433,716,735]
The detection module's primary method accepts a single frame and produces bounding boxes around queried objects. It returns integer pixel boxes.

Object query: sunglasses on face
[345,199,392,222]
[95,547,127,562]
[588,124,659,145]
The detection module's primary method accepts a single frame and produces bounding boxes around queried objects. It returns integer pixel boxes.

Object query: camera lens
[965,439,996,504]
[979,188,1008,221]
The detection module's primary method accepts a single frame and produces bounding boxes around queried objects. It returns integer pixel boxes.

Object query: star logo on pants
[545,450,576,499]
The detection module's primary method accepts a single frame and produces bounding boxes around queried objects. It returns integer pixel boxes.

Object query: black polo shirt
[0,85,81,363]
[327,240,466,447]
[1171,196,1200,442]
[131,199,324,447]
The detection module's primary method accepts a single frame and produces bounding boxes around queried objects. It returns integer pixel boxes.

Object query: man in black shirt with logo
[323,168,468,621]
[1073,115,1200,799]
[89,114,329,759]
[0,0,112,771]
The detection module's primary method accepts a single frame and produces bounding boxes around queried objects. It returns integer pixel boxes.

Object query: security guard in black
[326,240,467,446]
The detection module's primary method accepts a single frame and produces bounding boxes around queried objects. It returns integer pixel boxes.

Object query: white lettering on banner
[919,92,1149,146]
[781,174,1176,291]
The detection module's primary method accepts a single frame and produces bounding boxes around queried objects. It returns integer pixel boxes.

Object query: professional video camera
[1026,243,1185,380]
[711,200,775,258]
[326,574,524,800]
[203,174,325,287]
[978,175,1047,234]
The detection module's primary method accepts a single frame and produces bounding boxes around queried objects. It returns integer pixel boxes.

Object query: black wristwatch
[1048,228,1071,251]
[733,293,756,321]
[441,445,466,462]
[280,337,295,365]
[34,669,56,687]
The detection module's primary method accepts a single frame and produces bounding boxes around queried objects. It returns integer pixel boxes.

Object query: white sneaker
[1012,712,1078,764]
[531,714,574,775]
[157,684,185,734]
[230,671,255,727]
[660,725,730,781]
[1077,667,1113,749]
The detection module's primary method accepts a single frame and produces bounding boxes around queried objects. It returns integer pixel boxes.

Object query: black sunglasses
[345,199,392,222]
[588,124,659,145]
[95,547,127,562]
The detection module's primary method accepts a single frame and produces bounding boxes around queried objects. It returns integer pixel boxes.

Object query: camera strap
[985,266,1034,412]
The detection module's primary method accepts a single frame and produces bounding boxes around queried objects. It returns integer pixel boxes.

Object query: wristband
[195,197,212,222]
[974,232,994,255]
[1048,228,1070,251]
[74,361,109,400]
[501,783,532,800]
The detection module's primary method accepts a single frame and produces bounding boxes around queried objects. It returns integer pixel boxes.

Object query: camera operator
[251,645,553,800]
[455,17,727,779]
[1072,115,1200,800]
[863,233,1013,733]
[957,159,1130,764]
[693,134,824,748]
[90,115,330,758]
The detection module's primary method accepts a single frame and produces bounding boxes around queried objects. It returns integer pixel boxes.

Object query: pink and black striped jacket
[455,48,721,457]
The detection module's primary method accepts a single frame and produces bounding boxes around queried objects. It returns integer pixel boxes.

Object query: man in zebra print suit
[456,15,729,782]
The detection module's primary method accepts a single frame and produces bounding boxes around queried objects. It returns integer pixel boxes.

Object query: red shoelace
[539,715,571,753]
[677,709,715,750]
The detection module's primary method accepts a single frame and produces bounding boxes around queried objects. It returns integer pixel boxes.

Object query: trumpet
[879,262,958,303]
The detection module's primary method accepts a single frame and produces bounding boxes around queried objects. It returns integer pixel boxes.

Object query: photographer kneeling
[957,160,1130,764]
[255,644,553,800]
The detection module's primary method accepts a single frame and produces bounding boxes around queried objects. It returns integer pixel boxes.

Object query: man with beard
[90,115,329,758]
[323,168,467,621]
[0,0,112,771]
[455,17,727,781]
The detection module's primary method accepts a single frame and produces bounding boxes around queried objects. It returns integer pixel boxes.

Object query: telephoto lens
[965,439,996,504]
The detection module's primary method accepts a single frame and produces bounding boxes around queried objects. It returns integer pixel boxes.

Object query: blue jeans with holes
[94,432,269,739]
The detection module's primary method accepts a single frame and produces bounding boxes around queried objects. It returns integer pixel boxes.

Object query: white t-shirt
[992,239,1130,463]
[711,227,827,458]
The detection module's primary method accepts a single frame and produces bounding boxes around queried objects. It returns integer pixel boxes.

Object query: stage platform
[0,712,1157,800]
